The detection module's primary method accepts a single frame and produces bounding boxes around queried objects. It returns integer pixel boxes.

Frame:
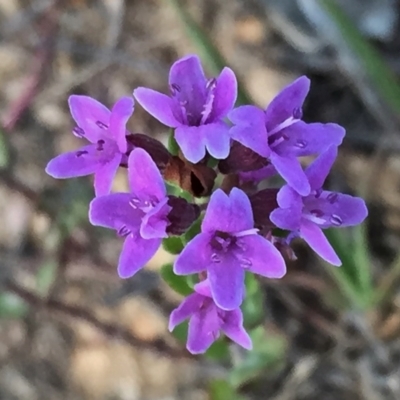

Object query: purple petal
[270,152,310,196]
[140,198,171,239]
[202,121,231,160]
[265,76,310,131]
[300,220,341,266]
[229,106,270,158]
[89,193,142,230]
[303,191,368,228]
[274,122,345,158]
[209,67,237,120]
[238,235,286,278]
[128,148,166,201]
[270,207,302,230]
[202,188,254,234]
[168,292,204,331]
[118,234,161,278]
[109,97,134,153]
[93,153,122,196]
[305,146,338,190]
[221,309,252,350]
[187,302,220,354]
[46,144,102,178]
[133,88,179,127]
[194,280,212,297]
[239,164,277,183]
[174,125,206,163]
[208,255,244,310]
[169,55,207,115]
[68,95,111,143]
[174,233,213,275]
[277,185,302,209]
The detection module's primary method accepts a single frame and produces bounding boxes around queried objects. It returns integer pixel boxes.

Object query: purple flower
[133,55,237,163]
[46,95,134,196]
[270,146,368,266]
[89,148,171,278]
[174,188,286,310]
[229,76,345,195]
[169,280,252,354]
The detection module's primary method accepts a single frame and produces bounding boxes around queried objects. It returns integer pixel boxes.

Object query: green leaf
[0,129,9,169]
[0,292,28,319]
[36,260,58,295]
[162,236,184,255]
[324,225,373,310]
[160,263,192,296]
[167,129,180,156]
[205,338,229,361]
[242,273,264,327]
[209,379,244,400]
[229,326,286,388]
[182,216,202,244]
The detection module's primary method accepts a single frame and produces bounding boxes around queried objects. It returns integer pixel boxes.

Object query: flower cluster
[46,54,368,354]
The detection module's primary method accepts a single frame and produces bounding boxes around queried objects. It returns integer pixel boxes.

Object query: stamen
[327,193,338,203]
[234,228,259,238]
[73,126,85,137]
[97,139,105,151]
[76,150,88,157]
[96,121,108,129]
[294,139,307,149]
[129,198,140,209]
[211,253,221,263]
[330,214,342,226]
[117,225,131,237]
[170,83,181,95]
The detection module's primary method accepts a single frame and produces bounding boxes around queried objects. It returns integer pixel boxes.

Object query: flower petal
[305,146,338,190]
[109,97,134,153]
[270,152,310,196]
[270,207,302,230]
[68,95,111,143]
[304,191,368,228]
[265,76,310,131]
[89,193,142,230]
[46,144,102,178]
[202,121,231,160]
[209,67,237,120]
[174,125,206,163]
[202,188,254,234]
[194,280,212,297]
[133,87,179,127]
[274,122,345,158]
[169,54,207,116]
[229,106,270,158]
[187,302,220,354]
[222,309,252,350]
[168,292,204,331]
[118,234,161,278]
[94,153,122,196]
[300,220,341,266]
[174,233,213,275]
[208,255,244,310]
[140,198,171,239]
[239,235,286,278]
[277,185,302,209]
[128,148,166,201]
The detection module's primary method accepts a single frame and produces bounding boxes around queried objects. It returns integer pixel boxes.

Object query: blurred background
[0,0,400,399]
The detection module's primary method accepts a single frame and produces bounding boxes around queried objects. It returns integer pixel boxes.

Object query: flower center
[169,78,218,126]
[210,228,259,268]
[268,108,303,148]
